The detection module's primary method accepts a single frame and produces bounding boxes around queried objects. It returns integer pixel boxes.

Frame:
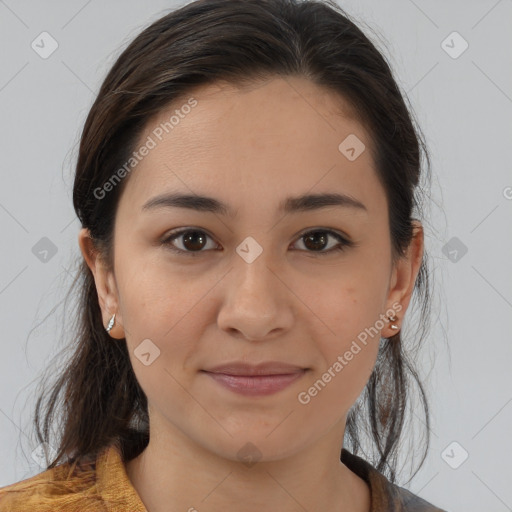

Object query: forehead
[119,76,384,216]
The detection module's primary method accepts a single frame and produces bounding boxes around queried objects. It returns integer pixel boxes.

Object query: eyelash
[161,228,355,257]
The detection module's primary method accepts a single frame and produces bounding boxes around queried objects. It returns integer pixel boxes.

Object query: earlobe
[78,228,125,339]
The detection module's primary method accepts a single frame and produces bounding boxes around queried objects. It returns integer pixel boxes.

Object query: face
[80,76,423,462]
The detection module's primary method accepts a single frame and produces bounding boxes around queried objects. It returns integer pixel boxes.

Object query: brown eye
[303,231,329,251]
[162,229,218,256]
[291,229,353,255]
[180,231,208,251]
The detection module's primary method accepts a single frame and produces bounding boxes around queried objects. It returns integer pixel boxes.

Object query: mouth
[202,361,308,376]
[200,366,309,397]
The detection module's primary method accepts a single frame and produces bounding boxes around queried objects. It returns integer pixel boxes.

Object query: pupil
[184,231,206,251]
[304,232,327,251]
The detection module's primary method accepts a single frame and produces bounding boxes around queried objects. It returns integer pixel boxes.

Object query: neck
[124,423,370,512]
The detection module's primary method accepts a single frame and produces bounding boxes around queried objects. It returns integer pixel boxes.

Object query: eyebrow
[141,191,367,216]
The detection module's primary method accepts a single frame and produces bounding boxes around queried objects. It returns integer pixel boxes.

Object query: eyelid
[294,226,351,244]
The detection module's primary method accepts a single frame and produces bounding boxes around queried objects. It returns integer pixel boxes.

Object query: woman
[0,0,447,510]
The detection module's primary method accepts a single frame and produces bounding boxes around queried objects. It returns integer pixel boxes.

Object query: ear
[78,227,125,339]
[383,220,424,337]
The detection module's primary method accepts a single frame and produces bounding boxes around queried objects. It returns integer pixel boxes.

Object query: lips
[202,361,307,376]
[201,364,308,396]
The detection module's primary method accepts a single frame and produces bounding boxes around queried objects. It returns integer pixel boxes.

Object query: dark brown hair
[32,0,434,485]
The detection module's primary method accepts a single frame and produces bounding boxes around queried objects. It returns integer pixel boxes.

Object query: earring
[106,313,116,333]
[388,315,399,330]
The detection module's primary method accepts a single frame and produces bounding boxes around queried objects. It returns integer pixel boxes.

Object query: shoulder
[0,453,105,512]
[395,485,448,512]
[0,442,146,512]
[340,448,448,512]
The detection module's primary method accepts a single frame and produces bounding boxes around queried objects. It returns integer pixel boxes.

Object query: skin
[79,76,423,512]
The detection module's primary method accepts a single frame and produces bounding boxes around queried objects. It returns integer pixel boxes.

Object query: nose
[216,248,294,341]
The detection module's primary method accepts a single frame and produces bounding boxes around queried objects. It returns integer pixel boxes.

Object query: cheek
[298,345,377,424]
[117,260,221,380]
[302,269,388,342]
[118,268,210,413]
[116,252,203,335]
[299,286,382,416]
[298,276,386,396]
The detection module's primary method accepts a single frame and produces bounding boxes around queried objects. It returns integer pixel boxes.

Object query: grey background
[1,1,511,510]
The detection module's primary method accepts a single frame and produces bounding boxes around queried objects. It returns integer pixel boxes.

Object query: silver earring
[388,315,399,330]
[106,313,116,333]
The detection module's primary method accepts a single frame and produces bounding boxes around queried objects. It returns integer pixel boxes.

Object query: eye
[290,228,354,256]
[161,228,219,256]
[161,228,354,256]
